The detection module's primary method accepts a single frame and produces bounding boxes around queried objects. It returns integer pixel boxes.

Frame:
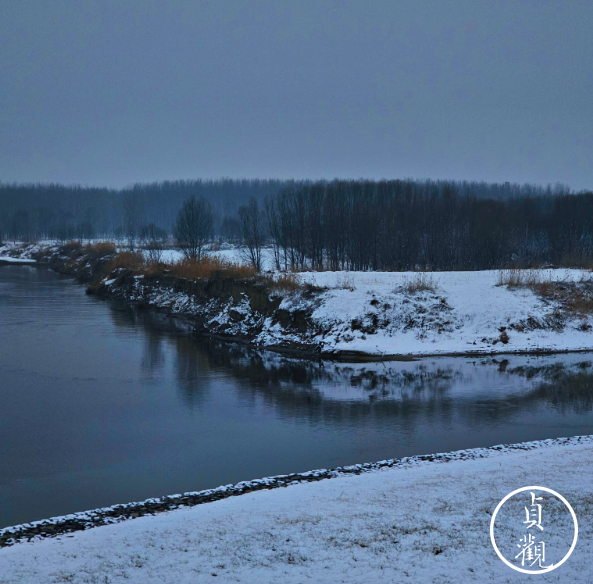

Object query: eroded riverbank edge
[1,434,591,548]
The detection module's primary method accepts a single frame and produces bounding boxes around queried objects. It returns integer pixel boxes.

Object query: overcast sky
[0,1,592,190]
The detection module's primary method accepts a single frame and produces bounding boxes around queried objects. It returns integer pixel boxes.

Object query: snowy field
[0,438,591,583]
[288,268,593,356]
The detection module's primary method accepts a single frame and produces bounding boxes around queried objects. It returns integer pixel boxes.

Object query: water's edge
[1,435,590,548]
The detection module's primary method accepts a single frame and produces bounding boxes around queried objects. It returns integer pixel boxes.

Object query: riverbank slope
[0,436,591,583]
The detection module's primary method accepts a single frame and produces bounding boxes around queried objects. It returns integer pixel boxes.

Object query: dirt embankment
[88,268,323,355]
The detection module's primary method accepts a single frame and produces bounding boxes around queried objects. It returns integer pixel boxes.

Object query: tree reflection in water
[110,302,593,430]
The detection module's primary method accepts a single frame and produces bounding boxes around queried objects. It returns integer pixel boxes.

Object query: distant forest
[0,179,287,243]
[2,177,593,270]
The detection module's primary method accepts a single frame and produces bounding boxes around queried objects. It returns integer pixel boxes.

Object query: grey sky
[1,1,592,190]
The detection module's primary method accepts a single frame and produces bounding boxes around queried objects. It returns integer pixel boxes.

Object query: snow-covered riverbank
[3,241,593,359]
[95,264,593,358]
[1,436,591,583]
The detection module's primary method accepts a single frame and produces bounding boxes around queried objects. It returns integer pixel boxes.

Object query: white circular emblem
[490,486,578,574]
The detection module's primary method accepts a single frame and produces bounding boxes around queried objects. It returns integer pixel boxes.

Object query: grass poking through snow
[400,273,438,294]
[497,269,593,317]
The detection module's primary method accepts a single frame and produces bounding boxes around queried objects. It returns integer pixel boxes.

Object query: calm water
[1,265,593,528]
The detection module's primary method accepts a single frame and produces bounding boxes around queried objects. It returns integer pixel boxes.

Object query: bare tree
[264,195,282,270]
[140,223,168,263]
[238,198,266,272]
[174,196,213,260]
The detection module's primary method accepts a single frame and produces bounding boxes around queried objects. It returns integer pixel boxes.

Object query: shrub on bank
[109,251,146,272]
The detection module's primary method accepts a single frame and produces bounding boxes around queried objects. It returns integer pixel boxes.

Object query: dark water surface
[1,265,593,528]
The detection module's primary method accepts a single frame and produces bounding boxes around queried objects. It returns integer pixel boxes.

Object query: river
[1,265,592,528]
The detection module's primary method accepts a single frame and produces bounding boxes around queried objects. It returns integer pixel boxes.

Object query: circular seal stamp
[490,486,578,574]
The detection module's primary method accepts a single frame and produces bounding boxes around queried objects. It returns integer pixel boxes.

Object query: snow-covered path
[1,440,591,583]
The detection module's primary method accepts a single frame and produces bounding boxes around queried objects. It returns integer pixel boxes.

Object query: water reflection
[111,301,593,424]
[174,336,214,408]
[141,328,166,377]
[506,360,593,415]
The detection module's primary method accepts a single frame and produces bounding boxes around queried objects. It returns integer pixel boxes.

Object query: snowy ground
[0,438,591,583]
[288,268,593,356]
[146,246,275,267]
[141,247,593,357]
[0,256,36,263]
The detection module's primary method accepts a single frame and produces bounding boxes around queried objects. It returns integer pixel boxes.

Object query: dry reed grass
[109,251,146,272]
[84,241,116,256]
[497,269,593,288]
[400,272,438,293]
[168,257,256,280]
[498,269,593,316]
[260,273,302,293]
[60,240,83,253]
[103,251,306,294]
[496,269,546,288]
[335,274,356,291]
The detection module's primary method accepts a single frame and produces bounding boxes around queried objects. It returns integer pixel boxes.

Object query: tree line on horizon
[2,177,592,271]
[0,179,286,243]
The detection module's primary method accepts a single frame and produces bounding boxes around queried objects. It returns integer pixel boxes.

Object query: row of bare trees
[263,180,593,271]
[6,178,593,272]
[174,180,593,272]
[0,179,287,242]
